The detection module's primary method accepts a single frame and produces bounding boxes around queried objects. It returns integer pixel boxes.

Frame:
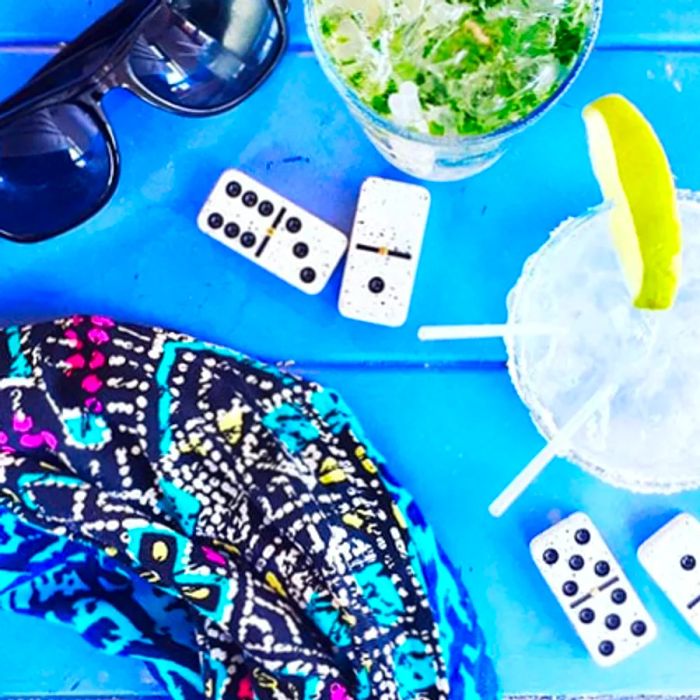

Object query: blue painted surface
[0,49,699,365]
[3,0,700,48]
[1,0,700,697]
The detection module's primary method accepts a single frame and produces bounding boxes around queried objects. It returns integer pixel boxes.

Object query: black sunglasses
[0,0,288,243]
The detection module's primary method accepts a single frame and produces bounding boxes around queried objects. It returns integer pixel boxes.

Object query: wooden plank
[0,6,697,700]
[1,0,700,48]
[0,49,698,365]
[1,367,699,695]
[598,1,700,49]
[305,366,700,696]
[0,1,119,43]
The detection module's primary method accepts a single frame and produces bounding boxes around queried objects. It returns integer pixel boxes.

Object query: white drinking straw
[418,323,560,341]
[488,382,617,518]
[418,322,619,515]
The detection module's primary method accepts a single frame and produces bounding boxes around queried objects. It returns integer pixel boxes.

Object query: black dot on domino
[369,277,385,294]
[259,201,274,217]
[242,191,258,207]
[631,620,647,637]
[595,560,610,577]
[240,232,256,248]
[562,580,578,597]
[293,242,309,259]
[574,528,591,545]
[605,614,621,630]
[569,555,584,571]
[599,640,615,657]
[226,181,242,197]
[543,548,559,565]
[286,217,302,233]
[579,608,595,624]
[300,267,316,284]
[681,554,696,571]
[611,588,627,605]
[208,213,224,229]
[224,222,240,239]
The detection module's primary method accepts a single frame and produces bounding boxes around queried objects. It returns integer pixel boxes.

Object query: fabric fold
[0,316,498,700]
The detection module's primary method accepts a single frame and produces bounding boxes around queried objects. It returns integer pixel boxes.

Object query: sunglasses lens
[129,0,283,111]
[0,104,112,241]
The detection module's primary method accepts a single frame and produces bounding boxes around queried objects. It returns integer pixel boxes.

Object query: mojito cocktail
[506,191,700,494]
[306,0,601,179]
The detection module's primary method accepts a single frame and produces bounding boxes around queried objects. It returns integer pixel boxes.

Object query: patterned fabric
[0,510,205,700]
[0,316,497,700]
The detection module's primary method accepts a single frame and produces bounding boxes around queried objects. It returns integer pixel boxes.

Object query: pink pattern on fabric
[59,318,116,413]
[13,415,33,432]
[89,351,106,369]
[82,375,103,393]
[202,546,228,566]
[88,328,110,345]
[42,431,58,450]
[65,354,86,374]
[0,432,13,453]
[11,414,58,451]
[330,683,351,700]
[20,431,58,450]
[64,329,84,350]
[85,397,104,414]
[238,676,254,700]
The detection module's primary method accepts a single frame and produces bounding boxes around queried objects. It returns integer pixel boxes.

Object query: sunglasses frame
[0,0,288,243]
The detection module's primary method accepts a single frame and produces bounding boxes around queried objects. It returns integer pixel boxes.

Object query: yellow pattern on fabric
[319,457,346,484]
[217,409,244,445]
[266,571,287,598]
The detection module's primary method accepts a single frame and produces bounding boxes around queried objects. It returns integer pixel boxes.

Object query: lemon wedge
[582,94,681,310]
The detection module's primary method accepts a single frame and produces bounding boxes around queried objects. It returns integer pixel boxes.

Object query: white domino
[639,512,700,637]
[530,512,657,666]
[338,177,430,327]
[198,169,348,295]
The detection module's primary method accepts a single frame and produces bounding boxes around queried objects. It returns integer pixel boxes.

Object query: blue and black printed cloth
[0,316,497,700]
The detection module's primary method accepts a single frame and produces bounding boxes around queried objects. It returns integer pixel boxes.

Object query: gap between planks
[2,41,700,55]
[0,41,316,55]
[1,696,697,700]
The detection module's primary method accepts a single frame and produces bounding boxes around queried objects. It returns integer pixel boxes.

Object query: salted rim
[505,190,700,495]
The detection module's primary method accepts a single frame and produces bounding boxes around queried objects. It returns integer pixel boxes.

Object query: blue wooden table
[2,1,700,696]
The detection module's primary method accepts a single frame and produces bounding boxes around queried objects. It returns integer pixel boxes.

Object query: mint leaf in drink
[554,18,585,66]
[315,0,595,136]
[349,71,365,87]
[371,95,390,114]
[370,80,399,115]
[320,15,340,37]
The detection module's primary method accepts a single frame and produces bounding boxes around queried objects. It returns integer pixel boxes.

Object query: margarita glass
[506,191,700,494]
[305,0,602,180]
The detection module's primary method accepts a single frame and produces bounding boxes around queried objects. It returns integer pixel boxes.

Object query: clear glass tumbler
[304,0,603,181]
[506,191,700,494]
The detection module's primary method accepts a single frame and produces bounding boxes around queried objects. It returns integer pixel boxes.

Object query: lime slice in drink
[582,94,681,310]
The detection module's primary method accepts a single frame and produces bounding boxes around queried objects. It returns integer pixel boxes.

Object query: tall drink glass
[305,0,602,181]
[506,191,700,494]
